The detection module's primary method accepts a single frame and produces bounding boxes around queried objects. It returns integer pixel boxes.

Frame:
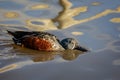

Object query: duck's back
[7,30,54,39]
[7,31,64,51]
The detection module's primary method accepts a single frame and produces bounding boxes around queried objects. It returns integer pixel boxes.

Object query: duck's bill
[75,46,88,52]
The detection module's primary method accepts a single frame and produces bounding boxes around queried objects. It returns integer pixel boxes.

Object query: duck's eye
[71,41,74,44]
[68,40,72,43]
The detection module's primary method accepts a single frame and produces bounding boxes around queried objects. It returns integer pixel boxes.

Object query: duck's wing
[7,30,54,39]
[7,30,58,42]
[7,30,65,50]
[7,30,35,39]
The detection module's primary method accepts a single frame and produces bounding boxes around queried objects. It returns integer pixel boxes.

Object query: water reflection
[110,18,120,23]
[4,12,19,18]
[61,50,82,61]
[91,2,101,6]
[26,19,57,31]
[12,44,85,62]
[30,4,49,10]
[94,40,120,52]
[0,0,120,31]
[71,31,84,36]
[0,41,86,73]
[0,64,17,73]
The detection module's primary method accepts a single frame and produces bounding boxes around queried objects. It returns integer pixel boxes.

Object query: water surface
[0,0,120,80]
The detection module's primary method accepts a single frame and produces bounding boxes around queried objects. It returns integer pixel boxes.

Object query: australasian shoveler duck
[7,30,88,52]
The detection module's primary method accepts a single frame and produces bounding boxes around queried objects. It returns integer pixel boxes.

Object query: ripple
[112,59,120,66]
[71,31,84,36]
[4,12,19,18]
[0,64,17,73]
[53,0,88,29]
[26,19,58,31]
[95,34,112,40]
[110,18,120,23]
[95,40,120,52]
[30,4,49,10]
[31,21,44,25]
[53,0,120,29]
[112,40,120,46]
[91,2,101,6]
[105,40,120,52]
[109,40,120,52]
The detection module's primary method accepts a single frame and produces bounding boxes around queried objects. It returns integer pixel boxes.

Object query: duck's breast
[21,36,54,51]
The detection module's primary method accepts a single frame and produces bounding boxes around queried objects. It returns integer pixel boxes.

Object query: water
[0,0,120,80]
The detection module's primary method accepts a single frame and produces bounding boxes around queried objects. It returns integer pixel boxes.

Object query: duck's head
[60,38,88,52]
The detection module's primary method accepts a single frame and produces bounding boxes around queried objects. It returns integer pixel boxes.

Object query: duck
[7,30,88,52]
